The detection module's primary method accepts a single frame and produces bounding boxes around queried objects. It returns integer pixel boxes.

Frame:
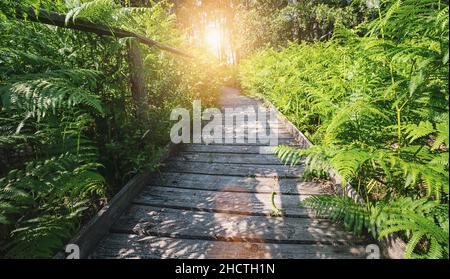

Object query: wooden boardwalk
[91,88,368,259]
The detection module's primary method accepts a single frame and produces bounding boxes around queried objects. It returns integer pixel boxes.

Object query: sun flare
[205,25,221,53]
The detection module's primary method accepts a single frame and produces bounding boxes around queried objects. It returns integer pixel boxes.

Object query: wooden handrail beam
[15,8,192,58]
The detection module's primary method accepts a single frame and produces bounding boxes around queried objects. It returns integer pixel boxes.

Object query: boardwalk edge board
[53,142,180,259]
[251,91,406,259]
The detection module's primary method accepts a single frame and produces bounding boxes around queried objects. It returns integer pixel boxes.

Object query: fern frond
[301,195,370,236]
[1,77,103,117]
[0,151,106,258]
[4,207,86,259]
[403,121,435,144]
[65,0,118,24]
[432,119,449,150]
[275,145,304,166]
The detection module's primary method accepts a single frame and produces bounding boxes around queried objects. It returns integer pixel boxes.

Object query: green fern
[65,0,118,25]
[4,208,86,259]
[242,0,449,259]
[1,70,104,117]
[0,152,105,258]
[303,195,449,259]
[403,121,435,144]
[301,195,370,236]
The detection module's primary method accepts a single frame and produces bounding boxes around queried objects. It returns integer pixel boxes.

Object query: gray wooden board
[111,205,366,245]
[190,138,297,145]
[91,234,367,259]
[146,173,321,195]
[134,186,311,217]
[182,144,284,154]
[172,152,288,165]
[188,138,298,147]
[203,134,294,140]
[221,126,289,132]
[210,125,287,132]
[219,125,291,132]
[162,161,304,178]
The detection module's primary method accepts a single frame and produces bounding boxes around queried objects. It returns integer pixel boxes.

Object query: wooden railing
[12,7,191,119]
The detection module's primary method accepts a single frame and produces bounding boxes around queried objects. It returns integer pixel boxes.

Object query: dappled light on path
[91,88,368,259]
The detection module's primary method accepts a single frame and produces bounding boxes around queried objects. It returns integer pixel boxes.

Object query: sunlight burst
[205,25,221,54]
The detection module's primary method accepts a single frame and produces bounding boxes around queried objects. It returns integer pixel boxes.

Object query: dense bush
[240,0,449,258]
[0,0,222,258]
[232,0,371,60]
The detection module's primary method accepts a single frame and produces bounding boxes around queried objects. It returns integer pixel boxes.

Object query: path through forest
[90,88,368,259]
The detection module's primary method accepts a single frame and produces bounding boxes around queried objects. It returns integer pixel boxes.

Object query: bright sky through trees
[204,23,221,56]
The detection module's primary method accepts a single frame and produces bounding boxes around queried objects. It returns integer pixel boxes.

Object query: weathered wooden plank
[203,137,294,144]
[205,133,294,140]
[219,96,260,107]
[112,205,365,245]
[219,126,286,133]
[220,119,278,127]
[134,186,310,217]
[147,173,323,194]
[182,145,279,154]
[91,234,367,259]
[173,152,286,165]
[221,126,289,132]
[216,119,287,128]
[162,161,304,178]
[189,138,298,146]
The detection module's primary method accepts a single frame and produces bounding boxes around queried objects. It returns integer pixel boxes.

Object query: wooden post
[127,38,148,120]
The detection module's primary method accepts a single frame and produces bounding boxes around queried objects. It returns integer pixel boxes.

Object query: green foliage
[303,196,449,259]
[0,153,105,258]
[171,0,370,63]
[0,68,103,118]
[241,0,449,258]
[232,0,371,58]
[301,195,370,236]
[0,0,221,258]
